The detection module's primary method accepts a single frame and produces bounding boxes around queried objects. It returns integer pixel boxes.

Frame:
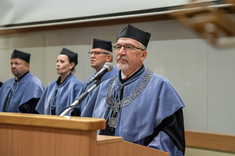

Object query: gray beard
[117,63,129,71]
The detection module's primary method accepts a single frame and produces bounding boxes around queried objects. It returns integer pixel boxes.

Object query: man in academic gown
[0,49,45,113]
[81,25,186,156]
[72,38,119,116]
[35,48,83,115]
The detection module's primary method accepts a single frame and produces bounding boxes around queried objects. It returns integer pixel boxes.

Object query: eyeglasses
[88,51,109,55]
[113,44,145,52]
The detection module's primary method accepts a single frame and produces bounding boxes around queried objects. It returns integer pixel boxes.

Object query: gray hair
[137,41,147,50]
[104,50,113,62]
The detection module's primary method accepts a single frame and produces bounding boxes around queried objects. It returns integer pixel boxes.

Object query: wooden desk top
[97,135,123,145]
[0,112,105,131]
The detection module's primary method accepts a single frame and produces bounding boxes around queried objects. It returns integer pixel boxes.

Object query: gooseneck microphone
[59,63,113,116]
[87,62,113,85]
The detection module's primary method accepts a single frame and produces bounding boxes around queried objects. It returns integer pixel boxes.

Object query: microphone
[87,62,113,85]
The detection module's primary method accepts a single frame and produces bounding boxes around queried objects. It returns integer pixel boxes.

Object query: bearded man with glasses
[80,24,186,156]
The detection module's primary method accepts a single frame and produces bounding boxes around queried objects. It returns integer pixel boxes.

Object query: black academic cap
[11,49,31,63]
[60,48,78,65]
[92,38,113,52]
[116,24,151,47]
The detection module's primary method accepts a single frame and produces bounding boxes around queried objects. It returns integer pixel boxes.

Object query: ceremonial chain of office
[106,69,153,109]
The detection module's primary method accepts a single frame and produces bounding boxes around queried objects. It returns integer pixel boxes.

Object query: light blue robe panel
[36,74,82,115]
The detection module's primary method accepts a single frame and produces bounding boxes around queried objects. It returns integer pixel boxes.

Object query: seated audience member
[36,48,82,115]
[72,38,119,116]
[0,49,44,113]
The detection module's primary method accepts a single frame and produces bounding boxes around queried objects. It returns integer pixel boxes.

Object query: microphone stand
[59,79,102,116]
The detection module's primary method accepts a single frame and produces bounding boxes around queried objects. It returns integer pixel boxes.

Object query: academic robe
[72,66,119,116]
[0,72,44,113]
[81,66,185,156]
[36,73,82,115]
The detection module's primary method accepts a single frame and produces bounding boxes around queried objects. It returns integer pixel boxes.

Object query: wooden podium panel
[0,112,169,156]
[97,135,169,156]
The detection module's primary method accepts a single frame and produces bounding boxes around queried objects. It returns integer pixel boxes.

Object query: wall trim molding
[185,131,235,153]
[0,14,172,35]
[0,2,233,35]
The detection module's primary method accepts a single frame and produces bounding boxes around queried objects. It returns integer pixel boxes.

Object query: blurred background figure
[72,38,119,116]
[36,48,83,115]
[0,49,44,113]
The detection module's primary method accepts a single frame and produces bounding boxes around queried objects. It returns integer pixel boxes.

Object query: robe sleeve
[71,108,81,116]
[19,98,40,114]
[143,77,185,156]
[71,84,87,116]
[144,108,185,156]
[80,86,100,117]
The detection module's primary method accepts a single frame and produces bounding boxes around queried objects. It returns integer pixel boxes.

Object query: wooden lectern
[0,112,169,156]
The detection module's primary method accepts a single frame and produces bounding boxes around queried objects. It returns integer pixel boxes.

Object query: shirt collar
[15,71,29,82]
[57,73,71,85]
[119,65,144,83]
[120,65,143,80]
